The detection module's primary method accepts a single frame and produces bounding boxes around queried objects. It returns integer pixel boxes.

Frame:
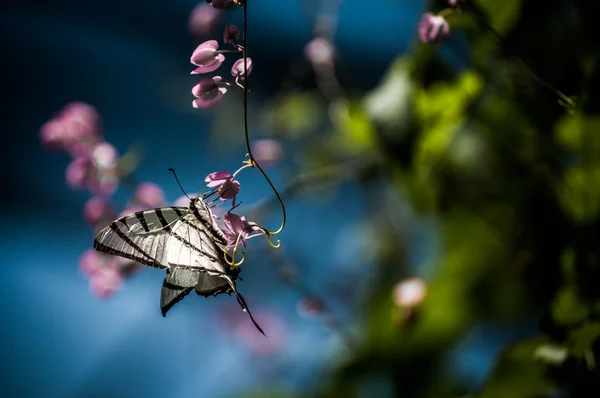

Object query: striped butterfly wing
[161,267,200,316]
[94,207,189,269]
[93,200,265,334]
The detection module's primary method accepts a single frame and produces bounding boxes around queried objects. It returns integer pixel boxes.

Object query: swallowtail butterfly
[93,196,264,334]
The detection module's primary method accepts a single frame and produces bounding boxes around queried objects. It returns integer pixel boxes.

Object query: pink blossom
[65,157,93,189]
[190,40,225,74]
[89,266,122,298]
[231,58,253,84]
[204,170,240,204]
[133,182,165,208]
[79,249,106,277]
[393,277,427,308]
[251,139,283,168]
[40,118,70,151]
[222,212,259,248]
[204,170,233,187]
[418,13,450,44]
[88,170,119,196]
[223,24,240,44]
[304,37,335,66]
[61,102,102,157]
[91,142,118,170]
[83,196,116,227]
[40,101,102,156]
[188,3,222,39]
[192,76,228,108]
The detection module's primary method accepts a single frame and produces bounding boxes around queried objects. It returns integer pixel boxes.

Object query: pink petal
[204,170,232,186]
[65,157,92,189]
[189,4,222,39]
[251,139,283,168]
[79,249,104,277]
[89,266,122,298]
[40,119,69,150]
[190,55,225,74]
[231,57,253,78]
[83,196,115,227]
[224,212,244,234]
[218,179,240,200]
[192,87,226,108]
[133,182,165,208]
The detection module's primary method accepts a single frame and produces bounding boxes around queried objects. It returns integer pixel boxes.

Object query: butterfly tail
[223,276,266,336]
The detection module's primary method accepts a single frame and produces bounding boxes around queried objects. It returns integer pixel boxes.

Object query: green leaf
[472,0,522,35]
[477,336,556,398]
[569,322,600,359]
[556,167,600,224]
[552,287,589,326]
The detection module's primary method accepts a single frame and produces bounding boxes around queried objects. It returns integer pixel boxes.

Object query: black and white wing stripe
[94,207,189,269]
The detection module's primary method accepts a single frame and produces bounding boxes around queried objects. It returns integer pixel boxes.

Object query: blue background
[0,1,517,397]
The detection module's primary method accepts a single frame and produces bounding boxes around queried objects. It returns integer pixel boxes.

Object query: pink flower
[190,40,225,74]
[231,58,253,85]
[204,170,240,204]
[40,101,102,156]
[251,139,283,168]
[393,277,427,308]
[65,157,93,189]
[40,118,70,151]
[133,182,165,208]
[89,265,122,298]
[91,142,118,170]
[83,196,116,227]
[418,13,450,44]
[192,76,228,108]
[79,249,106,277]
[304,37,335,66]
[223,24,240,44]
[188,3,222,39]
[222,212,259,248]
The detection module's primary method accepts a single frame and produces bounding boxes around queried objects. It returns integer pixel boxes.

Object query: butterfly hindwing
[161,267,200,316]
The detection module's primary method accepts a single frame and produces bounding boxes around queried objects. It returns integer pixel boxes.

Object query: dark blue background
[1,1,521,397]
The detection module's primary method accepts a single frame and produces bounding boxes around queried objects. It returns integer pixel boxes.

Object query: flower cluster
[40,102,118,195]
[40,102,168,298]
[190,24,252,108]
[201,167,265,258]
[417,0,463,44]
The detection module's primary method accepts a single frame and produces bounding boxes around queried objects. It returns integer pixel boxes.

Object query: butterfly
[93,195,264,334]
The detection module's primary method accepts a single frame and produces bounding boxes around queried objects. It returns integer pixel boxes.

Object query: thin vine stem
[464,5,577,109]
[242,0,287,236]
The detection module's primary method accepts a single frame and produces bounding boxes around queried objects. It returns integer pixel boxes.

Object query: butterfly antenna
[168,168,191,201]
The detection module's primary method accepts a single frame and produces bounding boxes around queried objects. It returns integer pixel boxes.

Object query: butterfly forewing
[94,207,190,268]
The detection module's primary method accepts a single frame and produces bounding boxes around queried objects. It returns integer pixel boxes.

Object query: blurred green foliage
[240,0,600,397]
